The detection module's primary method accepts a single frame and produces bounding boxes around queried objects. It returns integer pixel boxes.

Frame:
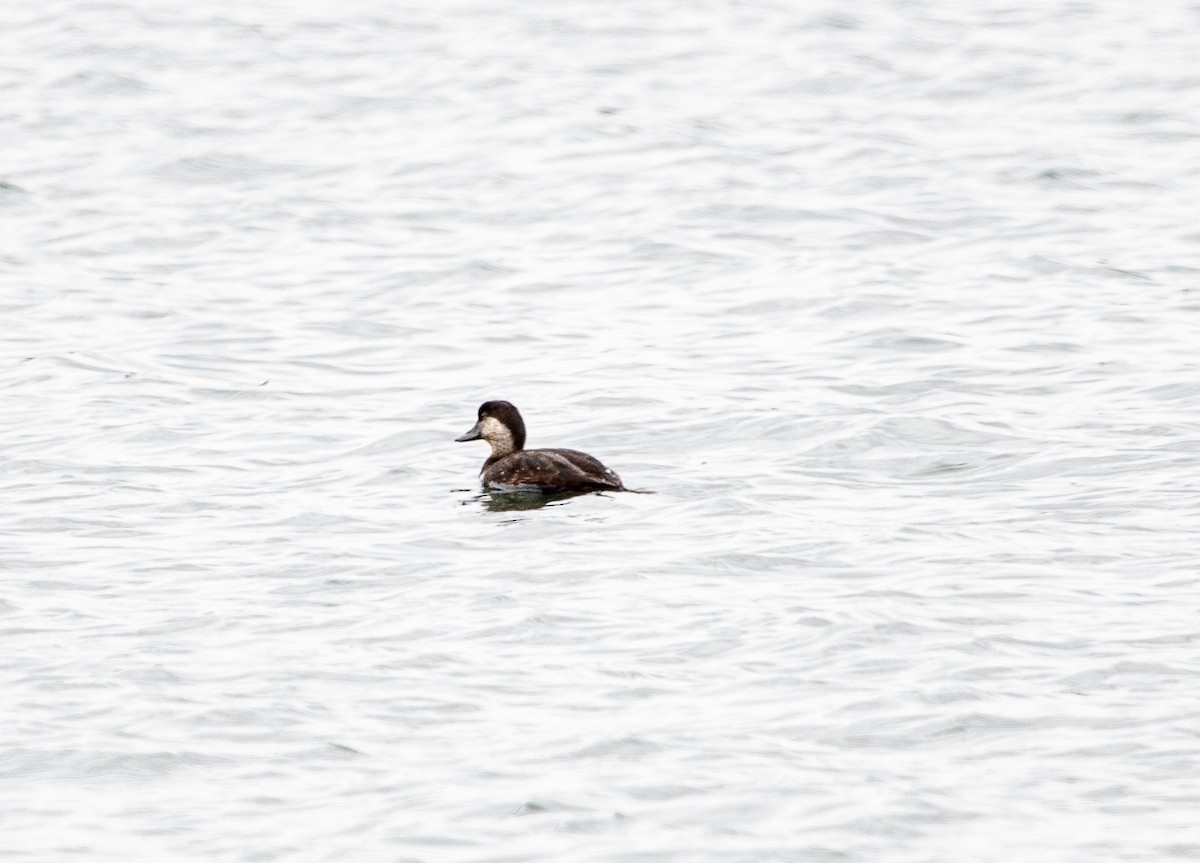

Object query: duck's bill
[455,422,483,442]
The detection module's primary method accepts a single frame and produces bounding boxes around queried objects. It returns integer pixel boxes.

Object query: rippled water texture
[4,1,1200,861]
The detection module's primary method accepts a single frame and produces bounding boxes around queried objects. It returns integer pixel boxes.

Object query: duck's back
[482,447,625,492]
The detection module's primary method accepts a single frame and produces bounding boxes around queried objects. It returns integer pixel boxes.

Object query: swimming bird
[455,400,630,494]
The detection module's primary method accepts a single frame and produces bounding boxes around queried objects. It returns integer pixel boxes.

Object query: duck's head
[455,400,527,458]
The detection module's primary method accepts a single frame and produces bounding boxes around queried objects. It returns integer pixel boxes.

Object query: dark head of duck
[455,400,527,460]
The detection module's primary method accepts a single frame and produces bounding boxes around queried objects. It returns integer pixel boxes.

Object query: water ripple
[4,1,1200,862]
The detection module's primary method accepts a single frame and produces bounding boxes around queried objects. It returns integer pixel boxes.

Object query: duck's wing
[542,448,625,490]
[486,448,624,492]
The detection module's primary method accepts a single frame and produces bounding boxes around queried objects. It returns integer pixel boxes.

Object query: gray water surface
[4,1,1200,861]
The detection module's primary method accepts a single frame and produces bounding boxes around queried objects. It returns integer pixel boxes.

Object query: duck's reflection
[461,490,591,512]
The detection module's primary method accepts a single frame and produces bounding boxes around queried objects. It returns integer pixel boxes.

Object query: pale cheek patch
[479,416,515,455]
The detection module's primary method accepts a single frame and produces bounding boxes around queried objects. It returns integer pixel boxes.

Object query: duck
[455,400,630,494]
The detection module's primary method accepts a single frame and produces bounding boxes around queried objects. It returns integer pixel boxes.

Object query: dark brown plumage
[456,400,629,493]
[483,448,625,492]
